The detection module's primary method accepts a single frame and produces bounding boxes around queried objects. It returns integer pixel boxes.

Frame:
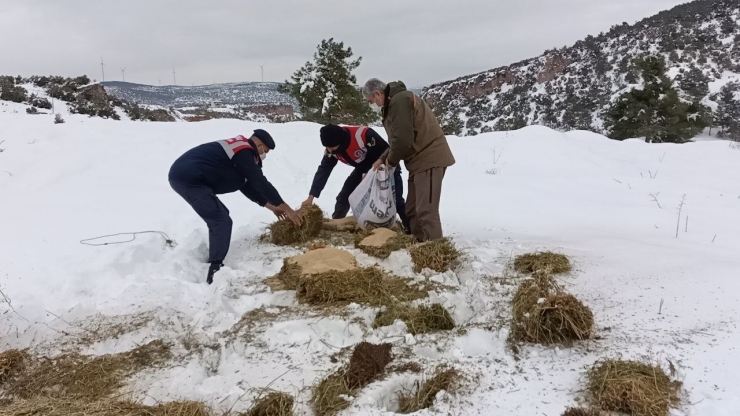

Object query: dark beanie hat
[320,124,348,147]
[252,129,275,149]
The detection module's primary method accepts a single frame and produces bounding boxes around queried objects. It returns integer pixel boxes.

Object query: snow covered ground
[1,104,739,415]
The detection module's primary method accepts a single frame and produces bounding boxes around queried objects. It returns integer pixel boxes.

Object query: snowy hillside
[423,0,740,136]
[1,107,739,415]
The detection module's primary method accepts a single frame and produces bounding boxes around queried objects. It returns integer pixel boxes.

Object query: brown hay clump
[311,371,351,416]
[587,359,681,416]
[408,238,462,273]
[246,392,294,416]
[296,267,426,306]
[356,228,416,259]
[268,204,325,246]
[345,342,393,390]
[510,272,593,344]
[373,304,455,335]
[513,251,572,274]
[271,260,304,291]
[560,407,600,416]
[9,340,171,401]
[0,397,212,416]
[0,349,28,384]
[396,367,459,414]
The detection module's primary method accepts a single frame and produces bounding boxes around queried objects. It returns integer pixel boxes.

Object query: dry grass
[373,303,455,335]
[272,260,304,291]
[312,342,394,416]
[587,359,681,416]
[513,251,572,274]
[510,272,593,344]
[396,367,459,414]
[0,397,212,416]
[8,340,171,401]
[356,231,416,259]
[0,349,28,384]
[408,238,462,273]
[245,392,294,416]
[268,205,325,246]
[560,407,600,416]
[296,267,427,307]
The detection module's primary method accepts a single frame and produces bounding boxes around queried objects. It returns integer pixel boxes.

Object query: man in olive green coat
[362,78,455,242]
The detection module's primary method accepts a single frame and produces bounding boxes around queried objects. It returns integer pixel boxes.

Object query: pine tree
[715,81,740,140]
[280,39,376,125]
[605,55,708,143]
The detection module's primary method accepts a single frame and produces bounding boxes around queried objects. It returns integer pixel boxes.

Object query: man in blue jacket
[169,129,302,284]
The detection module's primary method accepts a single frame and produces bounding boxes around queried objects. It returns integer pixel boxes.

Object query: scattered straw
[587,359,681,416]
[409,238,461,273]
[268,205,325,246]
[296,267,427,306]
[0,349,28,384]
[510,271,593,344]
[8,340,171,401]
[271,260,304,291]
[396,367,459,414]
[311,372,351,416]
[356,229,416,259]
[246,392,294,416]
[0,397,212,416]
[374,304,455,335]
[513,251,572,274]
[389,362,423,374]
[560,407,600,416]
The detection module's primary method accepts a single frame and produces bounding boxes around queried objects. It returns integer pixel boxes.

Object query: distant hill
[101,81,297,109]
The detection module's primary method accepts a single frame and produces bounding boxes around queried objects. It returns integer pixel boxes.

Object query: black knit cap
[252,129,275,149]
[320,124,348,148]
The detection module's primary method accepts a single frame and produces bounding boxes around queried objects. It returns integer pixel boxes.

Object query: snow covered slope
[1,109,739,415]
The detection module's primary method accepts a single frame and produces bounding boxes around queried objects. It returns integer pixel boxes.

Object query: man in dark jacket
[169,129,302,284]
[301,124,409,231]
[362,79,455,242]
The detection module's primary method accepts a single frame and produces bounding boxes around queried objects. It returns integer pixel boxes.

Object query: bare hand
[301,196,314,208]
[285,208,303,226]
[372,159,384,171]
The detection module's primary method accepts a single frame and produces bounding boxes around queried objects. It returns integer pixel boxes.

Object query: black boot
[206,261,223,285]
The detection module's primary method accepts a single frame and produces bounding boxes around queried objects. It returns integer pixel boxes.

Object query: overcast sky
[0,0,688,87]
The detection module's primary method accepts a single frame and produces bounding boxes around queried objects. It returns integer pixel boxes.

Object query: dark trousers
[406,167,446,242]
[333,166,409,231]
[170,180,233,262]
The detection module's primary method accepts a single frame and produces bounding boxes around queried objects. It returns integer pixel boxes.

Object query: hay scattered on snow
[246,392,294,416]
[312,342,393,416]
[268,204,325,246]
[297,267,427,306]
[8,340,171,401]
[560,407,600,416]
[409,238,462,273]
[270,248,358,291]
[587,359,681,416]
[0,397,212,416]
[374,303,455,335]
[511,271,593,344]
[396,367,460,414]
[513,251,572,274]
[0,349,28,384]
[356,228,416,259]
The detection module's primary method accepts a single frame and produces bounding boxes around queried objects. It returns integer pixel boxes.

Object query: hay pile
[513,251,572,274]
[0,398,212,416]
[312,342,393,416]
[0,349,28,384]
[297,267,426,306]
[409,238,461,273]
[396,367,459,414]
[323,216,359,232]
[270,247,358,291]
[356,228,415,259]
[268,205,325,246]
[560,407,600,416]
[373,303,455,335]
[587,359,681,416]
[246,392,294,416]
[510,271,593,344]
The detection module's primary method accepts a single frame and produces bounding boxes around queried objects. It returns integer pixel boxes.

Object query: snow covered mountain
[422,0,740,136]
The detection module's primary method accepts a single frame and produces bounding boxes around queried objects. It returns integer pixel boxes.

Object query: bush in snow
[0,76,28,103]
[714,81,740,141]
[605,55,709,143]
[25,107,38,114]
[54,113,65,124]
[28,94,52,110]
[279,38,377,125]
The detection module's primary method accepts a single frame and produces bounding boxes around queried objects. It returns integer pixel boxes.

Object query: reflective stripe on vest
[335,126,368,165]
[218,135,253,159]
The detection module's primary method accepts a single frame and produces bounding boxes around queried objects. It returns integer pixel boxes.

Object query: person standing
[362,79,455,242]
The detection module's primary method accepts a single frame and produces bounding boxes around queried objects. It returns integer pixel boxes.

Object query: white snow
[1,110,740,415]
